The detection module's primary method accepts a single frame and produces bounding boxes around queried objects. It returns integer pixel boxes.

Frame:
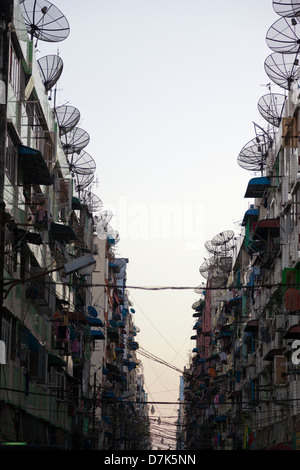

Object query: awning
[263,348,284,361]
[14,228,43,245]
[241,207,258,226]
[283,324,300,339]
[18,145,52,186]
[50,222,77,242]
[71,196,82,210]
[244,176,271,198]
[87,317,104,327]
[228,296,242,306]
[252,218,280,240]
[244,319,259,332]
[90,330,105,340]
[48,354,67,367]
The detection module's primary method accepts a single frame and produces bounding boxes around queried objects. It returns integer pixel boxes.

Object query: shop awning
[244,177,271,198]
[18,145,52,186]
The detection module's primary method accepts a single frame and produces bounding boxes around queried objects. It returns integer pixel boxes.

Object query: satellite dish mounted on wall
[54,105,80,136]
[79,190,103,213]
[67,150,96,176]
[37,54,63,92]
[61,127,90,154]
[266,17,300,55]
[264,51,300,90]
[257,93,287,127]
[20,0,70,44]
[272,1,300,19]
[74,172,95,195]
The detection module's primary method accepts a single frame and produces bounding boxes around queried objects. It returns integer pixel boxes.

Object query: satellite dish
[97,210,113,227]
[237,136,270,173]
[266,17,300,55]
[211,230,235,247]
[61,127,90,154]
[20,0,70,43]
[37,54,63,91]
[199,258,215,279]
[194,285,204,294]
[96,222,115,240]
[272,1,300,19]
[67,150,96,176]
[79,190,103,213]
[257,93,287,127]
[87,306,98,318]
[54,105,80,136]
[114,258,127,280]
[192,300,202,310]
[264,51,300,90]
[74,172,95,193]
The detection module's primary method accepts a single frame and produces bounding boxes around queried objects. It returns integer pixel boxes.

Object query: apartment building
[0,0,149,450]
[182,1,300,451]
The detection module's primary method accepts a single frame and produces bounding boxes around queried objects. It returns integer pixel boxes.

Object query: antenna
[37,54,63,91]
[54,105,80,136]
[61,127,90,154]
[79,190,103,213]
[272,1,300,19]
[67,150,96,176]
[20,0,70,44]
[264,51,300,90]
[257,93,287,127]
[266,17,300,55]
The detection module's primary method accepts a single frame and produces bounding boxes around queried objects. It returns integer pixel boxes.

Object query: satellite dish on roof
[67,150,96,176]
[264,51,300,90]
[54,105,80,136]
[37,54,63,91]
[79,190,103,213]
[272,0,300,18]
[61,127,90,154]
[257,93,287,127]
[266,17,300,55]
[20,0,70,44]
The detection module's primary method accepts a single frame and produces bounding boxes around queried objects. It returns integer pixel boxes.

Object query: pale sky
[34,0,280,448]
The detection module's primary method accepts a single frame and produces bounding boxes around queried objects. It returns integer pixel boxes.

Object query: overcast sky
[32,0,281,448]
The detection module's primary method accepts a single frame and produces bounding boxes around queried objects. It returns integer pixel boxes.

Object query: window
[9,44,20,97]
[5,134,17,185]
